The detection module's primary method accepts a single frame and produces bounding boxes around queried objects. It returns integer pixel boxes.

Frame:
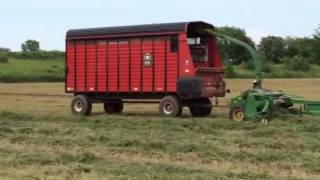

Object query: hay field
[0,79,319,180]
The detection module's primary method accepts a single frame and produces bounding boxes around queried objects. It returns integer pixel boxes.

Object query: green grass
[0,111,319,179]
[0,59,64,82]
[1,59,320,82]
[233,64,320,78]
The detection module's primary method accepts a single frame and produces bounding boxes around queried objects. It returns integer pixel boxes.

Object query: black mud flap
[177,77,202,98]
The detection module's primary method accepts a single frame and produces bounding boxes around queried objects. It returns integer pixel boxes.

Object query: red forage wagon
[65,21,227,117]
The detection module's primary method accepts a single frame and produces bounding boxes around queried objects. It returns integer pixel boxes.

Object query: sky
[0,0,319,51]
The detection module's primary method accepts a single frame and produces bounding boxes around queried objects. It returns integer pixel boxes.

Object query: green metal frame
[229,89,285,120]
[288,96,320,116]
[204,28,320,120]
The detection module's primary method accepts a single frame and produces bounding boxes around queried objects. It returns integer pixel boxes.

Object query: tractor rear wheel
[229,104,245,121]
[71,95,92,116]
[189,98,212,117]
[159,95,182,117]
[104,99,123,114]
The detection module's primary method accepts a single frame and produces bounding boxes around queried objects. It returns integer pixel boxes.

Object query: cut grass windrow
[0,111,319,179]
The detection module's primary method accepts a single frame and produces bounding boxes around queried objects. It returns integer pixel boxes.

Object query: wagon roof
[66,21,214,39]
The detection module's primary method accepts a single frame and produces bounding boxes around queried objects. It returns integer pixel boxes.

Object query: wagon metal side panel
[166,38,178,92]
[208,36,222,68]
[154,37,166,92]
[97,41,107,92]
[107,41,118,92]
[130,39,142,92]
[86,42,97,92]
[66,41,75,92]
[75,42,86,92]
[69,35,182,95]
[142,38,153,92]
[119,41,130,92]
[178,33,195,77]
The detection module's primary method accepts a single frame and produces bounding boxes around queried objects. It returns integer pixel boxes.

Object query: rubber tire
[275,97,293,109]
[104,99,123,114]
[229,104,245,121]
[71,95,92,116]
[159,95,182,117]
[189,98,212,117]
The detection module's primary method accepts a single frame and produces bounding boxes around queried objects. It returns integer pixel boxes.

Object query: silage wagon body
[65,21,227,117]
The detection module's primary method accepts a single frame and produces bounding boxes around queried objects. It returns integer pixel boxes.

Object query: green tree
[284,37,313,58]
[283,56,310,71]
[217,26,256,65]
[0,47,10,63]
[258,36,285,63]
[21,40,40,52]
[311,25,320,64]
[0,47,11,53]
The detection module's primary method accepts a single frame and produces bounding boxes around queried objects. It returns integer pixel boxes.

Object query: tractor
[204,29,320,121]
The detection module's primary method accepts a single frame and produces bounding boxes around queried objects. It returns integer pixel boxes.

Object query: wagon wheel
[159,95,182,117]
[229,104,245,121]
[189,98,212,117]
[71,95,92,116]
[104,99,123,114]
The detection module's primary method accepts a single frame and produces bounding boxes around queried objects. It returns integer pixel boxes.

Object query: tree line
[0,40,64,63]
[1,25,320,67]
[217,25,320,73]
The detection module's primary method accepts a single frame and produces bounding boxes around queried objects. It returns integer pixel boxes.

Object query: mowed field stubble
[0,79,320,180]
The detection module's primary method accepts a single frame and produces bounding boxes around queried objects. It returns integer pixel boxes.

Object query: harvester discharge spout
[204,29,262,89]
[203,28,320,121]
